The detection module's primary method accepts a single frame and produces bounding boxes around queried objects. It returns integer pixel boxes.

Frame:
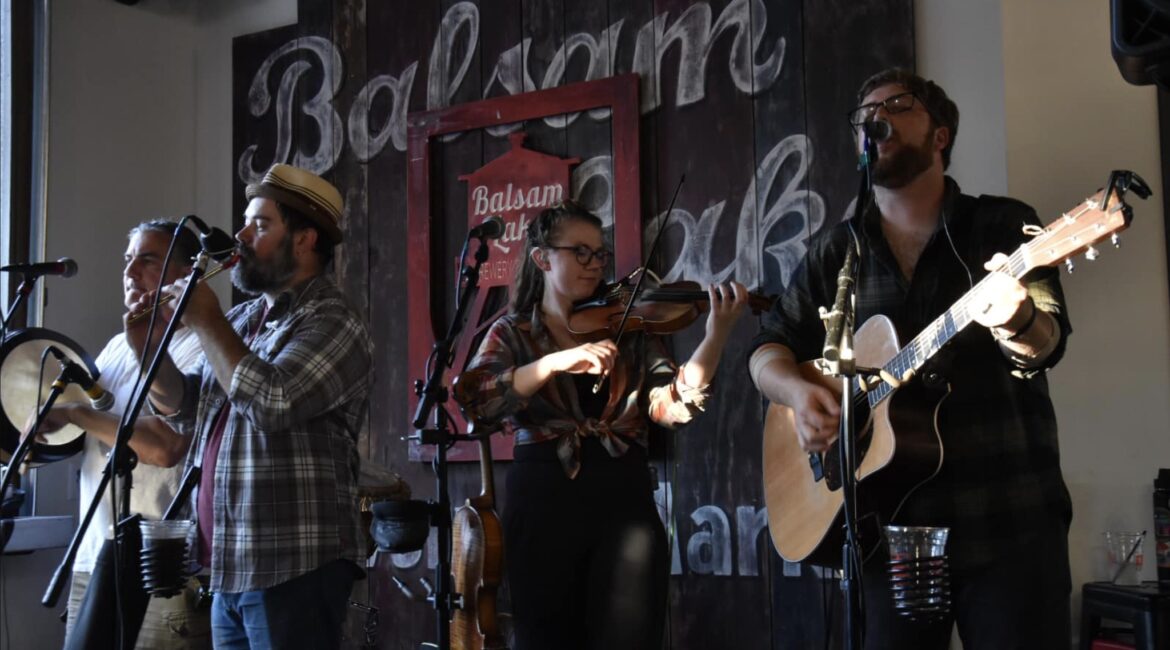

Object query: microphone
[185,215,237,262]
[0,258,78,278]
[862,120,892,143]
[821,242,858,369]
[468,215,505,240]
[46,346,115,412]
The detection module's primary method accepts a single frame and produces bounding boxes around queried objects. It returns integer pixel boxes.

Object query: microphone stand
[411,233,492,650]
[42,250,211,621]
[821,128,878,650]
[0,274,38,340]
[0,359,74,552]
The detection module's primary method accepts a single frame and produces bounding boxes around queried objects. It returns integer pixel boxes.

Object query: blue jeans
[210,559,359,650]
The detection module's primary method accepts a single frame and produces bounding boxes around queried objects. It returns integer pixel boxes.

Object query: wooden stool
[1080,582,1170,650]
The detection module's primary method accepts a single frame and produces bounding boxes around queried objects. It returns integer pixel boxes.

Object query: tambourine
[0,327,99,465]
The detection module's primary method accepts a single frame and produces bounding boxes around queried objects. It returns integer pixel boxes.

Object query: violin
[567,272,775,343]
[451,435,507,650]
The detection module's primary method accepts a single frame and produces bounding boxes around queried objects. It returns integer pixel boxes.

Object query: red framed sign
[406,74,642,461]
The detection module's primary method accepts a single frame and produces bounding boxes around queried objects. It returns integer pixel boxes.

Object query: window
[1,0,48,330]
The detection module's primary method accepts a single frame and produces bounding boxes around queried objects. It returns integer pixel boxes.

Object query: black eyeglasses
[847,91,919,127]
[546,244,612,266]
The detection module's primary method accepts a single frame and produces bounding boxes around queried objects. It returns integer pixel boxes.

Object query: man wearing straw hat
[124,164,372,649]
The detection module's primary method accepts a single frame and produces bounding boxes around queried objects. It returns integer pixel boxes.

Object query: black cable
[820,566,831,650]
[116,216,190,648]
[133,217,189,400]
[2,551,8,650]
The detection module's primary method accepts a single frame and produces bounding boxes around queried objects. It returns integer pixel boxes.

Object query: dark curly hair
[509,200,604,315]
[857,68,960,169]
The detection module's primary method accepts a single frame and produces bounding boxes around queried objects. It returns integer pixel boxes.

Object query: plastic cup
[885,525,949,562]
[885,526,951,619]
[1104,531,1145,586]
[139,520,194,597]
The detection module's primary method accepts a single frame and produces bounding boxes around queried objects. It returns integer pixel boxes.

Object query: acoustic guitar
[762,178,1145,566]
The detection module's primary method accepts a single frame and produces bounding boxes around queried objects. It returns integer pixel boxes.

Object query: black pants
[504,438,668,650]
[860,517,1071,650]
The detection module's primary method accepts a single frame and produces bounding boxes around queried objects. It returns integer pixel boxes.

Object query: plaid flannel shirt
[455,307,709,478]
[749,178,1073,571]
[167,275,372,593]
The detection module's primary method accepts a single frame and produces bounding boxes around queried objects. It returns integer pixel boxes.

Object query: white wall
[2,1,293,648]
[921,0,1169,646]
[917,0,1009,196]
[1003,0,1170,624]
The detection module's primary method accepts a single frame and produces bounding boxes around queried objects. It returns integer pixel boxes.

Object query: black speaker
[1112,0,1170,88]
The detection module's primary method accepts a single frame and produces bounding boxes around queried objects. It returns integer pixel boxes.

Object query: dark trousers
[504,439,668,650]
[860,519,1071,650]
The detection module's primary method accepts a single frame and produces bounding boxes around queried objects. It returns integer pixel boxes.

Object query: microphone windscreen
[480,215,504,239]
[863,120,892,143]
[58,258,79,278]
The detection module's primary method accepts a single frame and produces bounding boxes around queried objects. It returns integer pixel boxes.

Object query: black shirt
[750,178,1073,571]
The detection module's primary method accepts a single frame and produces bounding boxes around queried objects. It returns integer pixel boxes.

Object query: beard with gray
[873,127,937,189]
[231,231,297,295]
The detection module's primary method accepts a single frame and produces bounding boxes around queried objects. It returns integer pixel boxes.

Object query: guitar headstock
[1020,170,1149,272]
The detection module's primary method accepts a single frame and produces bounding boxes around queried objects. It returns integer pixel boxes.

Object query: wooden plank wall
[232,1,912,647]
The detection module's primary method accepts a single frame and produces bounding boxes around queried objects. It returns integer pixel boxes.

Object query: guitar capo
[1101,169,1152,224]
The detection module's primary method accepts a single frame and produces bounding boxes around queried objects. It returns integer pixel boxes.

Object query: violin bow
[591,174,686,393]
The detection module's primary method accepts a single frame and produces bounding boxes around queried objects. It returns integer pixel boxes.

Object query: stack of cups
[139,520,194,598]
[884,525,951,619]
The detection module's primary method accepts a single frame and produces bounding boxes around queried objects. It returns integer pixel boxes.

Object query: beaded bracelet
[993,300,1038,342]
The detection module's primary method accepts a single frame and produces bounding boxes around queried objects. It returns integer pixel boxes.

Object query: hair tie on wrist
[995,300,1038,342]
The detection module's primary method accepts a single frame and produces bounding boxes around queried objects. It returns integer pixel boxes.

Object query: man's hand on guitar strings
[968,252,1031,332]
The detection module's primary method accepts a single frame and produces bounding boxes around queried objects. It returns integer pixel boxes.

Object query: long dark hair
[510,200,604,315]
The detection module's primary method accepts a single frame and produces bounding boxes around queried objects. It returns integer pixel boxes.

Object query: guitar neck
[865,245,1036,407]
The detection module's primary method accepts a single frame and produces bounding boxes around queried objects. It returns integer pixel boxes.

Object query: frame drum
[0,327,100,465]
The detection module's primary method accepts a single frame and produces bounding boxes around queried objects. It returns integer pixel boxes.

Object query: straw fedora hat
[246,164,344,245]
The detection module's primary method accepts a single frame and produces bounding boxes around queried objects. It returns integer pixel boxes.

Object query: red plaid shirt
[455,307,709,478]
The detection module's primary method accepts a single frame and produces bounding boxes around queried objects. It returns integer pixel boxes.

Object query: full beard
[872,129,936,189]
[231,234,297,295]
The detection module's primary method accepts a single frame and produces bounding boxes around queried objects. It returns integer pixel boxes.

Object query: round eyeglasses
[847,91,919,127]
[546,244,613,266]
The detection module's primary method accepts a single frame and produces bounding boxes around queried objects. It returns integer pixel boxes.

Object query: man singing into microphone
[37,219,210,647]
[748,69,1073,647]
[125,164,372,649]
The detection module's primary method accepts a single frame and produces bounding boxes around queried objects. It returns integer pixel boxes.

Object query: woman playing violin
[454,200,748,650]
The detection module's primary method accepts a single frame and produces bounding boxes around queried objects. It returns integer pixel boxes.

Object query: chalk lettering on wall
[570,155,615,228]
[630,0,785,114]
[238,36,343,183]
[388,487,770,578]
[688,505,734,576]
[640,135,826,290]
[348,62,417,162]
[736,505,770,577]
[427,2,480,112]
[242,0,787,175]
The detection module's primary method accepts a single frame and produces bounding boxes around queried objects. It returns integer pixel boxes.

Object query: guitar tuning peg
[1112,233,1121,248]
[1065,259,1075,274]
[1085,246,1099,261]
